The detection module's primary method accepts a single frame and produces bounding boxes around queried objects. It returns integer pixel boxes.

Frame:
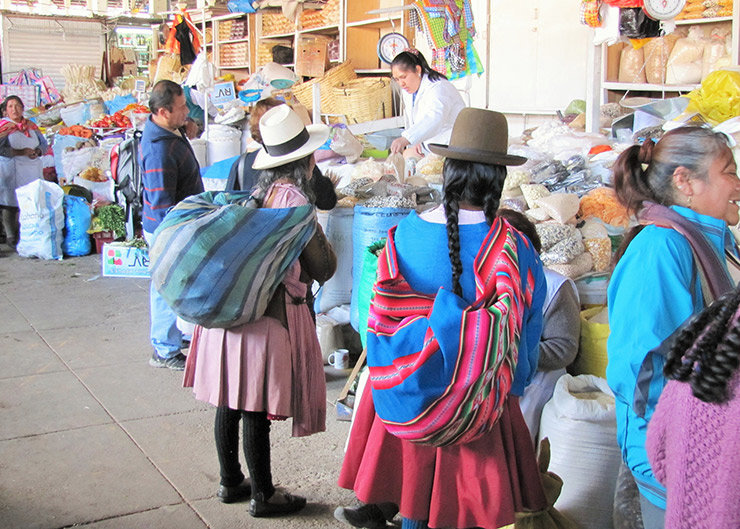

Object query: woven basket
[292,60,356,113]
[330,77,393,124]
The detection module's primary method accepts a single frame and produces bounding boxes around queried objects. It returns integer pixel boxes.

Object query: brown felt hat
[428,108,527,166]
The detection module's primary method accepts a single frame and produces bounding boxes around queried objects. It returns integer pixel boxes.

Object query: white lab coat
[401,73,465,151]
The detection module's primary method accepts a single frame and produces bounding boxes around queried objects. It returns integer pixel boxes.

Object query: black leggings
[214,407,275,498]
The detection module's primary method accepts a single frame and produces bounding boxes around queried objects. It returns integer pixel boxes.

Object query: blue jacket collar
[670,205,737,254]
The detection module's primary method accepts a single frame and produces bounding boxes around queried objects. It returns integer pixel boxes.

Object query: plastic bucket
[349,206,411,330]
[189,138,207,168]
[206,125,241,165]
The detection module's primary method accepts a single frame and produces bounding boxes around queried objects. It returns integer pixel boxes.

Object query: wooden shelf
[346,16,402,29]
[259,31,297,39]
[220,37,250,45]
[675,16,732,25]
[298,24,340,34]
[602,81,699,92]
[219,65,251,70]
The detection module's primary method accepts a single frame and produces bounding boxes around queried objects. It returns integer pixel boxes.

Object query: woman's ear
[672,166,691,194]
[416,65,422,77]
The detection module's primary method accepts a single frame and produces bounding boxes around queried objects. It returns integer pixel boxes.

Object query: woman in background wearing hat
[389,50,465,157]
[338,108,548,529]
[184,105,336,518]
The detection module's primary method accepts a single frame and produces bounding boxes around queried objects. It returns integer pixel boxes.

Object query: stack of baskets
[292,60,356,114]
[300,0,341,29]
[291,61,394,124]
[261,10,296,36]
[220,42,249,67]
[331,77,393,124]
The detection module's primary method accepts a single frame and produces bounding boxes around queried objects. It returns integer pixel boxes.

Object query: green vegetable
[94,204,126,239]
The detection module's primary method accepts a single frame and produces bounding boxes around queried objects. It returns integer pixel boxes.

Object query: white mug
[328,348,349,370]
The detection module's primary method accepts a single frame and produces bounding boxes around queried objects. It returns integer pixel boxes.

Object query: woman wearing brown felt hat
[337,108,548,529]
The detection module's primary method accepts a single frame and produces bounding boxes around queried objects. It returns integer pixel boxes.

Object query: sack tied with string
[367,219,536,447]
[149,191,317,328]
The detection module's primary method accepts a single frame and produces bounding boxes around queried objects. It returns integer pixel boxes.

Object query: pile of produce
[89,103,149,129]
[58,125,94,138]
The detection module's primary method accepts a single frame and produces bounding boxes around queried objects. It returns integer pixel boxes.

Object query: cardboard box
[101,243,150,278]
[295,35,330,78]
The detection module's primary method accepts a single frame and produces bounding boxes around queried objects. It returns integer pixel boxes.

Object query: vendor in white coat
[0,95,47,248]
[389,50,466,156]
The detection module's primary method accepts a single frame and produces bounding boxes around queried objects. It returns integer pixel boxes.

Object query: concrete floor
[0,247,362,529]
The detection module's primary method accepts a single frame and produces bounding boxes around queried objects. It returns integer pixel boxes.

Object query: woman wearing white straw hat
[184,104,337,518]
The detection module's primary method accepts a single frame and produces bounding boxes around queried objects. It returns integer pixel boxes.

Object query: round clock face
[643,0,687,20]
[377,33,409,64]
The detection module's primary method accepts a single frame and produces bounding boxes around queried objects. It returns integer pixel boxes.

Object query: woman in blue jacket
[607,126,740,528]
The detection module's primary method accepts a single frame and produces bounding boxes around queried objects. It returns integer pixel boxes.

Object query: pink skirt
[338,389,547,529]
[183,316,293,417]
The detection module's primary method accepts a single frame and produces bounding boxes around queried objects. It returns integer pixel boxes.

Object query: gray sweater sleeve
[538,281,581,371]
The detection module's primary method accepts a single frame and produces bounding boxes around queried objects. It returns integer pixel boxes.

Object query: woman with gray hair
[607,126,740,528]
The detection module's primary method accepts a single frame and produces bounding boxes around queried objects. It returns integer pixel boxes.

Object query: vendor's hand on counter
[390,136,411,154]
[404,144,423,158]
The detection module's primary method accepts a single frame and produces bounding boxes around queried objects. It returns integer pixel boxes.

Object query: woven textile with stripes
[150,191,317,329]
[367,218,534,446]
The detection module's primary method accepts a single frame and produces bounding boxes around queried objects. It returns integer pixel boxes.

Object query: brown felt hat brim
[427,143,527,166]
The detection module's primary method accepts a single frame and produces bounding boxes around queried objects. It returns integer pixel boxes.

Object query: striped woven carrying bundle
[149,191,317,328]
[367,218,533,446]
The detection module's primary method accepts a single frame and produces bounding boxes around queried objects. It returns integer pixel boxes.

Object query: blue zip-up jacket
[140,116,203,233]
[606,206,737,508]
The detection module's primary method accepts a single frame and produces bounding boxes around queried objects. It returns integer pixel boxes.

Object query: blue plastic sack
[104,94,137,115]
[349,206,411,330]
[227,0,256,13]
[63,195,91,256]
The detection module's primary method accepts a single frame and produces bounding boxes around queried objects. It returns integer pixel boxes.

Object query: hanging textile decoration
[165,9,202,66]
[409,0,483,80]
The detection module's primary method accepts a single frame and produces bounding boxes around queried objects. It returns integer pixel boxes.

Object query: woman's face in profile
[690,147,740,225]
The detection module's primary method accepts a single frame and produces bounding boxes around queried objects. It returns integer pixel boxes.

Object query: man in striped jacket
[141,79,203,370]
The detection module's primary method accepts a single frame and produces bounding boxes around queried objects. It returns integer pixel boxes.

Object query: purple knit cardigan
[646,372,740,528]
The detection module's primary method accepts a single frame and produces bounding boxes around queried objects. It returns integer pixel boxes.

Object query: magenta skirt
[338,389,547,529]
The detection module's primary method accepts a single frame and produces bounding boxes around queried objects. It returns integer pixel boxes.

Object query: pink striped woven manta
[367,218,535,446]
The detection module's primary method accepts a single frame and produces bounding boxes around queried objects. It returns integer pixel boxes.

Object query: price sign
[211,81,237,106]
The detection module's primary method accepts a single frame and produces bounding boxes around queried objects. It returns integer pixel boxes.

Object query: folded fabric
[150,191,316,328]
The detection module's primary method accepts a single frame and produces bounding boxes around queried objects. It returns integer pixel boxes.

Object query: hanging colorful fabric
[580,0,603,27]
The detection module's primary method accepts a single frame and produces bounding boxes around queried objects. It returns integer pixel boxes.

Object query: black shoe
[217,478,252,503]
[249,491,307,517]
[149,352,186,371]
[334,503,396,529]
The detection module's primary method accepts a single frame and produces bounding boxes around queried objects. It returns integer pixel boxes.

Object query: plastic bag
[666,37,704,85]
[685,69,740,125]
[227,0,256,13]
[62,146,110,182]
[330,125,363,163]
[62,194,91,256]
[618,46,646,83]
[572,306,610,378]
[618,8,661,39]
[643,36,679,84]
[16,179,65,260]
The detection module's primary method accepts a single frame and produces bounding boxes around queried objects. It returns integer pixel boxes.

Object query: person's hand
[407,143,423,158]
[390,136,410,154]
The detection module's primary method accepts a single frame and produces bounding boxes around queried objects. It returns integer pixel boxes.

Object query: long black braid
[664,287,740,403]
[442,158,507,296]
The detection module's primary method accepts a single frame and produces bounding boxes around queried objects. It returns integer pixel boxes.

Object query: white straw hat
[252,105,330,170]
